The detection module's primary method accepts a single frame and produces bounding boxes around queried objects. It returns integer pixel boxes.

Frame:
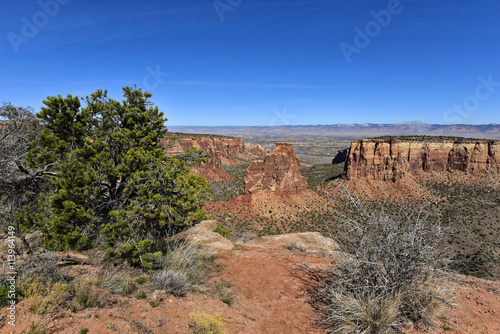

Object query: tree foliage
[24,87,209,267]
[0,102,45,252]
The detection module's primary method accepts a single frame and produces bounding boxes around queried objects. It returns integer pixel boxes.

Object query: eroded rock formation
[167,136,267,168]
[344,138,500,181]
[243,143,307,194]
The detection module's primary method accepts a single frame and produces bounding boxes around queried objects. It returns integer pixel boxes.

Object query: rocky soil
[2,242,499,334]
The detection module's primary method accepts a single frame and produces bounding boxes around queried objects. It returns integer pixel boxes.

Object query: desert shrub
[26,323,48,334]
[17,252,66,285]
[320,285,401,334]
[158,241,213,284]
[0,285,12,307]
[136,276,147,284]
[302,186,452,333]
[285,241,307,252]
[22,278,68,315]
[214,223,230,239]
[136,290,147,299]
[189,311,226,334]
[85,265,136,296]
[152,269,191,297]
[67,277,100,308]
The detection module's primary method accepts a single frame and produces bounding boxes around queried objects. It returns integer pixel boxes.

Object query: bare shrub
[17,252,67,286]
[285,241,307,252]
[0,102,45,251]
[302,185,452,333]
[152,269,191,296]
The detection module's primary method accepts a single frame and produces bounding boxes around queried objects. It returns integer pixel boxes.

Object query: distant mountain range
[168,123,500,140]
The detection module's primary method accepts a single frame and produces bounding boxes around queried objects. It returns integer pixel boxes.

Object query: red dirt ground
[1,247,500,333]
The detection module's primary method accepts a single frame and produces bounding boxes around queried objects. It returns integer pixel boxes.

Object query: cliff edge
[344,138,500,181]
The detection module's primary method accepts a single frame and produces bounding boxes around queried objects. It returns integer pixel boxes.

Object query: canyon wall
[167,136,268,170]
[344,139,500,181]
[243,143,308,194]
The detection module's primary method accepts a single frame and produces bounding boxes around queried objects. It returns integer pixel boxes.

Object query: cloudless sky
[1,0,499,126]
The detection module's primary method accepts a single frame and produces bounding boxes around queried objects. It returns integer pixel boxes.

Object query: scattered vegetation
[365,135,497,143]
[421,175,500,279]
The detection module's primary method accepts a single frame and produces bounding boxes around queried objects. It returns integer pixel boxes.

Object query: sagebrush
[302,185,453,334]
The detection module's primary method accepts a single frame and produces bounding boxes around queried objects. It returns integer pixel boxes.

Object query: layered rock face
[345,139,500,181]
[167,136,267,169]
[243,143,308,194]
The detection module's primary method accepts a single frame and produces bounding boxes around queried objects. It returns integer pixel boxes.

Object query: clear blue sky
[1,0,499,126]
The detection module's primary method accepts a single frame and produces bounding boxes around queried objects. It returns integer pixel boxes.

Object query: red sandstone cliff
[243,143,308,194]
[166,136,268,179]
[344,138,500,181]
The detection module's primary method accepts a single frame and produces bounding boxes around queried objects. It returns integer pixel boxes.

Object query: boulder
[171,220,234,251]
[244,232,339,252]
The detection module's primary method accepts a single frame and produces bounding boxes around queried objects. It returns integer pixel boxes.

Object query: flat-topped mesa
[344,138,500,182]
[243,142,308,194]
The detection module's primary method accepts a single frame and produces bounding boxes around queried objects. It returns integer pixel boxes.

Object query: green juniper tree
[24,86,209,268]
